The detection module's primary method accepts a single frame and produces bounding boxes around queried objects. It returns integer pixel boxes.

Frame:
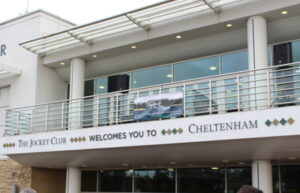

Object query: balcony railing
[5,62,300,136]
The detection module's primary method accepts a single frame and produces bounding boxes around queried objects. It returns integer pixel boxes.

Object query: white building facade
[1,0,300,193]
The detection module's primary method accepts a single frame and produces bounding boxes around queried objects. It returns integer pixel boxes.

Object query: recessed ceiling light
[81,165,87,168]
[211,167,219,170]
[60,62,65,66]
[226,23,233,28]
[288,157,296,160]
[92,54,97,58]
[210,66,217,71]
[281,10,288,15]
[131,45,137,49]
[166,74,173,78]
[176,35,182,39]
[122,163,129,166]
[99,85,105,89]
[169,161,177,165]
[238,162,245,165]
[222,160,229,163]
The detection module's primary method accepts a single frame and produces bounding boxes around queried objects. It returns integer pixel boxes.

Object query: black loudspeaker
[273,42,292,66]
[108,74,129,92]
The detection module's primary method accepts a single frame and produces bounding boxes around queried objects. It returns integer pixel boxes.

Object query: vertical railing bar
[237,75,240,111]
[209,80,212,114]
[30,109,33,134]
[45,105,48,131]
[61,102,64,130]
[183,83,186,117]
[267,71,271,108]
[116,94,119,125]
[95,96,99,126]
[17,111,20,135]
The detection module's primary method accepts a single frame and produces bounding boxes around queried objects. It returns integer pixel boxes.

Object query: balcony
[4,62,300,136]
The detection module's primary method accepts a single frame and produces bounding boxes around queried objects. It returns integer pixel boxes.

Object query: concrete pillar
[252,160,273,193]
[69,58,85,129]
[247,16,268,70]
[247,16,269,109]
[70,58,85,99]
[66,167,81,193]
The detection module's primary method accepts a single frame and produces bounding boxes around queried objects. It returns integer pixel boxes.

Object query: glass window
[226,167,251,193]
[273,165,280,193]
[174,56,220,82]
[95,77,108,95]
[98,170,133,192]
[279,165,300,193]
[221,50,248,74]
[134,169,175,193]
[292,40,300,62]
[131,65,172,88]
[178,168,225,193]
[81,170,97,192]
[84,80,95,96]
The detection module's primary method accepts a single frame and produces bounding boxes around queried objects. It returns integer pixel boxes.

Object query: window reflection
[292,40,300,62]
[96,77,108,95]
[226,167,252,193]
[280,165,300,193]
[273,165,280,193]
[98,170,133,192]
[81,170,97,192]
[177,168,225,193]
[221,50,248,74]
[174,56,219,81]
[131,65,172,88]
[134,169,175,193]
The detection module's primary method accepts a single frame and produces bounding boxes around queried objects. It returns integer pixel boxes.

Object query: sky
[0,0,165,25]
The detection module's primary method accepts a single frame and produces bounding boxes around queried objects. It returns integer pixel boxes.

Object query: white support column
[70,58,85,99]
[247,16,268,70]
[247,16,269,110]
[66,167,81,193]
[69,58,85,129]
[252,160,273,193]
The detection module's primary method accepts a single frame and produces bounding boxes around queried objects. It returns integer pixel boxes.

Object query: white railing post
[94,97,99,127]
[45,105,49,131]
[237,75,240,111]
[17,111,20,135]
[183,83,186,117]
[116,94,119,125]
[30,110,33,134]
[61,102,65,130]
[209,80,212,114]
[267,71,271,108]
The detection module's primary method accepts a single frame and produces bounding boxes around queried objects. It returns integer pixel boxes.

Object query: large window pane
[178,168,225,193]
[134,169,175,193]
[131,65,172,88]
[221,50,248,74]
[273,165,280,193]
[81,170,97,192]
[99,170,133,192]
[227,167,251,193]
[96,77,108,95]
[174,56,219,81]
[292,40,300,62]
[280,165,300,193]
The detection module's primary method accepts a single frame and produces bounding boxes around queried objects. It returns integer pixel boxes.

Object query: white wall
[0,12,73,141]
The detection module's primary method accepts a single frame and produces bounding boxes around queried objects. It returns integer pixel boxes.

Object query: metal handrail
[4,62,300,136]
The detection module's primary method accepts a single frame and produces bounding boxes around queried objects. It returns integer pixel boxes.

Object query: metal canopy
[0,64,21,79]
[20,0,244,54]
